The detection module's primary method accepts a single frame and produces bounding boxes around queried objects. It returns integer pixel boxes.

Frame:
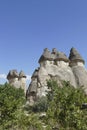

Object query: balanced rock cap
[55,52,69,62]
[7,70,19,79]
[52,48,58,54]
[19,70,26,78]
[69,47,85,64]
[31,69,39,79]
[38,48,54,63]
[51,48,58,59]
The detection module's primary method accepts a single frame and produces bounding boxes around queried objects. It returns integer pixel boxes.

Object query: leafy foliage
[44,80,87,130]
[32,96,48,112]
[0,83,43,130]
[1,81,87,130]
[0,83,25,128]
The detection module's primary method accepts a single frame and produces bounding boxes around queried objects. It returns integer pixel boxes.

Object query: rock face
[26,47,87,104]
[69,48,87,93]
[7,70,26,93]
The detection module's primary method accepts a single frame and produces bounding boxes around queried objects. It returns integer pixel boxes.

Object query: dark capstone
[7,70,19,79]
[38,48,54,63]
[31,69,39,79]
[38,48,69,63]
[69,47,85,63]
[19,70,26,78]
[52,48,58,54]
[55,52,69,62]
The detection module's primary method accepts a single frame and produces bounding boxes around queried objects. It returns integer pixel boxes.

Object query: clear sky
[0,0,87,84]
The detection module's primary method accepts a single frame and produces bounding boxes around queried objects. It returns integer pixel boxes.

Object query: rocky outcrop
[69,48,87,93]
[69,47,85,66]
[7,70,26,93]
[27,47,87,104]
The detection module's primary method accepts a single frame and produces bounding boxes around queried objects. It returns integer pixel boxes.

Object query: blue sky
[0,0,87,84]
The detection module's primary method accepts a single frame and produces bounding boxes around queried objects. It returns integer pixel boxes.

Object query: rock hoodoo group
[7,70,26,93]
[7,47,87,104]
[26,47,87,103]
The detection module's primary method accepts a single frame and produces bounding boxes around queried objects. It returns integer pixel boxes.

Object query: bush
[0,83,44,130]
[0,83,25,129]
[44,80,87,130]
[32,96,48,112]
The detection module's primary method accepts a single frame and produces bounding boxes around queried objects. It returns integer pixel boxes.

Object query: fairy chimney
[69,47,85,67]
[7,70,26,92]
[19,70,26,93]
[7,70,19,88]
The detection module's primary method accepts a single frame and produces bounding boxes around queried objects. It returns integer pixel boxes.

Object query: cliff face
[27,47,87,104]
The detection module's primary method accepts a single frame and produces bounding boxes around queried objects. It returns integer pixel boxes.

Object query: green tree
[32,96,48,113]
[0,83,25,129]
[44,80,87,130]
[16,112,43,130]
[0,83,44,130]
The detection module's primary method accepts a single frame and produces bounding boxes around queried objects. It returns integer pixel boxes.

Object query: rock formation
[7,70,26,93]
[27,47,87,104]
[69,48,87,93]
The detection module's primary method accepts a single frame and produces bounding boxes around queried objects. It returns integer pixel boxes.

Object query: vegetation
[44,80,87,130]
[31,96,48,113]
[0,83,43,130]
[1,81,87,130]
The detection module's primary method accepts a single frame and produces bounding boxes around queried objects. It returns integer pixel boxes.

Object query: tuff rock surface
[26,47,87,104]
[7,70,26,93]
